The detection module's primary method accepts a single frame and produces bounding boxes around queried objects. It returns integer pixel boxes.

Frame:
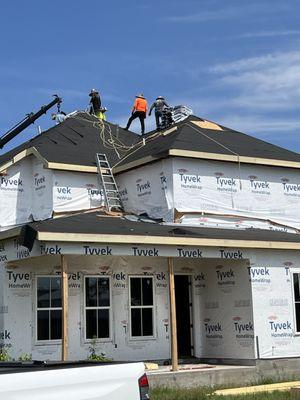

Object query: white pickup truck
[0,361,150,400]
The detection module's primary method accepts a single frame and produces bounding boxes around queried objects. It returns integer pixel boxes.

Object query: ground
[151,388,293,399]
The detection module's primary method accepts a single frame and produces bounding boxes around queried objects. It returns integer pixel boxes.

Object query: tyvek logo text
[178,169,202,190]
[0,176,23,192]
[7,271,31,289]
[233,316,254,339]
[249,176,270,195]
[248,266,271,284]
[216,266,235,286]
[204,318,223,339]
[136,179,151,197]
[177,248,203,258]
[268,315,293,338]
[132,247,159,257]
[215,173,237,193]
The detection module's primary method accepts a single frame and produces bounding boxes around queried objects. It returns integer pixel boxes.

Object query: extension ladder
[95,153,123,211]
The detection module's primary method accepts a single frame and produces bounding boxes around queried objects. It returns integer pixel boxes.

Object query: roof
[1,113,300,174]
[3,211,299,251]
[0,112,139,170]
[114,115,300,172]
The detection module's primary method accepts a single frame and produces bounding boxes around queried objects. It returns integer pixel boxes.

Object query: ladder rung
[104,182,117,190]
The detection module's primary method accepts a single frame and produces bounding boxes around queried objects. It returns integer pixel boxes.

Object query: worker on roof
[124,94,148,135]
[89,88,102,118]
[98,107,107,121]
[51,111,67,124]
[149,96,169,130]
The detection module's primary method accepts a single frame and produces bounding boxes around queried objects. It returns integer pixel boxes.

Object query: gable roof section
[2,211,300,251]
[114,115,300,173]
[0,112,139,172]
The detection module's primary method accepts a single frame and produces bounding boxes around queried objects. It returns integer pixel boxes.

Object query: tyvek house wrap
[1,231,300,361]
[116,157,300,230]
[116,158,174,221]
[0,262,5,352]
[1,251,255,362]
[0,158,33,228]
[0,157,105,229]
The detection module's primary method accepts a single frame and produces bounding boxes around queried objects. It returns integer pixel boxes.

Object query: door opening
[174,275,193,357]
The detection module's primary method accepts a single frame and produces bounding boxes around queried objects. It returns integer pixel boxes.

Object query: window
[293,272,300,332]
[85,277,111,339]
[130,277,154,338]
[37,276,62,341]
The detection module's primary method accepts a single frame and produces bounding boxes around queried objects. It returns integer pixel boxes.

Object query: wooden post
[168,257,178,371]
[61,255,68,361]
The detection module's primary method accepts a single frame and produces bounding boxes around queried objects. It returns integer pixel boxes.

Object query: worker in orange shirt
[124,94,148,134]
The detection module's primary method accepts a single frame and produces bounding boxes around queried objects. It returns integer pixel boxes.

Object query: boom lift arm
[0,95,62,149]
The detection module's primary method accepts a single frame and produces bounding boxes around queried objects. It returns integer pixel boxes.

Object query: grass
[151,387,293,400]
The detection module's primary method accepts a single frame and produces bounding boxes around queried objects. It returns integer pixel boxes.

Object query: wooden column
[168,257,178,371]
[61,255,68,361]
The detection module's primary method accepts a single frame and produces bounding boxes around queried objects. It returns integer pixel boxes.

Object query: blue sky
[1,0,300,154]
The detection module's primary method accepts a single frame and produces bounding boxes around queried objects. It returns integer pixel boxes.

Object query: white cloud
[210,51,300,111]
[162,3,289,23]
[219,114,300,135]
[238,30,300,39]
[163,8,238,23]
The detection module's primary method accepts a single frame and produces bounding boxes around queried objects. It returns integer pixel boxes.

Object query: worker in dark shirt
[89,89,102,118]
[149,96,169,130]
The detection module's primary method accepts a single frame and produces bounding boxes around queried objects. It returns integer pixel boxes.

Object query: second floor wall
[116,157,300,232]
[0,156,104,230]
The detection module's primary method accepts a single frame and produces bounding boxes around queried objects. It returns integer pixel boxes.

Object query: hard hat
[156,96,165,100]
[136,93,145,99]
[89,89,99,96]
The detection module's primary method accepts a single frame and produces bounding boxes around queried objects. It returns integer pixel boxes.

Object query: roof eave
[36,231,300,250]
[0,146,98,174]
[114,148,300,174]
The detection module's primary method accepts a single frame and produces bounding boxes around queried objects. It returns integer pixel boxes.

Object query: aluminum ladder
[95,153,123,211]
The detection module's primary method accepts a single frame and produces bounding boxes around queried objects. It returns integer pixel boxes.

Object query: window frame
[84,275,112,342]
[35,275,62,344]
[291,269,300,335]
[129,275,156,341]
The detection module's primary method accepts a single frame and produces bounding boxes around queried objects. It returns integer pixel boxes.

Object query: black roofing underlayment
[22,211,300,244]
[0,112,139,167]
[1,113,300,169]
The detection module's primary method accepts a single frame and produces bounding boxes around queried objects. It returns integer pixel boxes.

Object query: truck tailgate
[0,362,145,400]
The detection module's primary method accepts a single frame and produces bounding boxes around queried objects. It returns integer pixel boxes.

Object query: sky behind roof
[1,0,300,154]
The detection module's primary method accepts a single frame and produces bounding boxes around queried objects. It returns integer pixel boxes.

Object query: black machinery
[0,95,62,149]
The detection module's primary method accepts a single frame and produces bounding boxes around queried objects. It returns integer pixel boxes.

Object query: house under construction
[1,109,300,367]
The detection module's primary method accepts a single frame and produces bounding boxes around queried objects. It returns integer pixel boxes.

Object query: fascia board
[37,231,300,250]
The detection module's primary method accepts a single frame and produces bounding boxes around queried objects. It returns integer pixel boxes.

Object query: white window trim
[291,269,300,335]
[35,275,62,345]
[129,275,156,341]
[84,275,112,342]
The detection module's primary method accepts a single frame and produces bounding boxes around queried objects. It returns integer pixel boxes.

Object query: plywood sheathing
[191,120,223,131]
